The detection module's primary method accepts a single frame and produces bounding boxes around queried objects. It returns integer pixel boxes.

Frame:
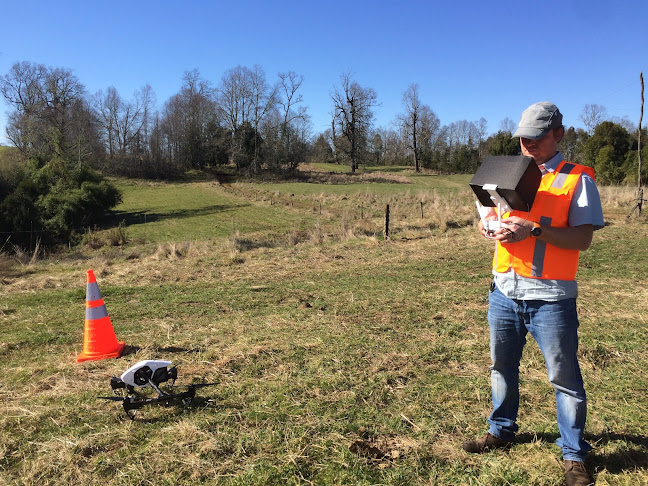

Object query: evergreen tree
[583,121,631,184]
[487,131,520,156]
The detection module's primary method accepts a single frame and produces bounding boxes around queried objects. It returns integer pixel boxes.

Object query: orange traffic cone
[76,270,125,362]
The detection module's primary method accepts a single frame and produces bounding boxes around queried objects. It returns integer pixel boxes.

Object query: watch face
[531,226,541,237]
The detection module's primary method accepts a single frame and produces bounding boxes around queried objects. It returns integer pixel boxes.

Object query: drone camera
[133,366,154,386]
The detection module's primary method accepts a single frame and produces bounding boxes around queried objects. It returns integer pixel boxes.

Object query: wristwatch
[531,225,542,237]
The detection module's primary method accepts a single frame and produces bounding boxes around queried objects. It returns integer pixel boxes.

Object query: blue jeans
[487,286,592,461]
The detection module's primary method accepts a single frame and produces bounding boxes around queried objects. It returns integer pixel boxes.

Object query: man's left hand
[492,216,534,243]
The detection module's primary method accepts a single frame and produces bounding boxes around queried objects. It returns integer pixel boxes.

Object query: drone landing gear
[116,384,206,420]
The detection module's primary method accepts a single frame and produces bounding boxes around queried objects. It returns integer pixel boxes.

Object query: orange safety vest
[493,161,595,281]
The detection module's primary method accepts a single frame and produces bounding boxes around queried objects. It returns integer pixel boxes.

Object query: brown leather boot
[564,460,594,485]
[462,432,514,453]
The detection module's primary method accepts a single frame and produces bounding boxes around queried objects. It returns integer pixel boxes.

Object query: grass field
[1,165,647,485]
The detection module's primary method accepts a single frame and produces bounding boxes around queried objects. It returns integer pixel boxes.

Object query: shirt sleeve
[568,173,605,229]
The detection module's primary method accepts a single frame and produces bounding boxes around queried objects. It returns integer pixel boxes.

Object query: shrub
[0,157,122,247]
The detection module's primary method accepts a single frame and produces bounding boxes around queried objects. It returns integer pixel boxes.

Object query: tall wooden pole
[638,72,644,193]
[629,72,645,218]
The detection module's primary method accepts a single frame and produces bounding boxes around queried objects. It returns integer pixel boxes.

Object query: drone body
[111,360,176,393]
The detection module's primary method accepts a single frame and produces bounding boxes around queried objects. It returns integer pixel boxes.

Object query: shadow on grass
[364,166,412,173]
[122,395,219,423]
[120,344,211,356]
[517,431,648,472]
[155,345,204,354]
[588,432,648,473]
[99,203,252,229]
[120,344,141,357]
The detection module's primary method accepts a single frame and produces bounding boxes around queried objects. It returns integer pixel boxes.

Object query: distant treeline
[0,61,645,247]
[1,61,645,181]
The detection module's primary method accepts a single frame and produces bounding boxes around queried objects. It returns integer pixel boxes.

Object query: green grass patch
[307,162,354,173]
[105,179,314,245]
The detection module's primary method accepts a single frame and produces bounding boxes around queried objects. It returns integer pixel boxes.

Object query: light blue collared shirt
[493,152,604,301]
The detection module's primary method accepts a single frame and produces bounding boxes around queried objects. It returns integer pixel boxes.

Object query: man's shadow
[517,431,648,473]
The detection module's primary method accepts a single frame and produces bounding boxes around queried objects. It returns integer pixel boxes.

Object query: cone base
[76,341,125,363]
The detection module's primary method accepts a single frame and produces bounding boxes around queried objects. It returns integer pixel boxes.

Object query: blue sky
[1,0,647,145]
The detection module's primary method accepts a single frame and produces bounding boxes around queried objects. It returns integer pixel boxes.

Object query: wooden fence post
[385,204,390,239]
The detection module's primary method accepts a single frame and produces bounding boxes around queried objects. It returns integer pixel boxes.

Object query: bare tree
[160,93,184,166]
[476,117,488,159]
[249,65,276,172]
[277,71,307,137]
[610,115,636,133]
[331,72,378,172]
[0,62,47,153]
[115,92,144,154]
[580,103,608,135]
[376,127,408,165]
[181,69,217,168]
[136,84,156,156]
[218,66,254,133]
[398,84,423,171]
[93,84,156,158]
[500,117,517,134]
[218,65,277,172]
[0,61,98,163]
[157,69,218,170]
[68,97,104,168]
[451,120,480,147]
[398,84,441,171]
[273,71,309,171]
[92,87,120,156]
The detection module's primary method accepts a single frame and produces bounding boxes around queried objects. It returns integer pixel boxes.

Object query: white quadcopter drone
[100,360,215,419]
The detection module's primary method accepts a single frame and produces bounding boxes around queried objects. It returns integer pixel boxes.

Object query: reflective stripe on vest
[530,215,552,277]
[493,161,595,280]
[551,163,575,189]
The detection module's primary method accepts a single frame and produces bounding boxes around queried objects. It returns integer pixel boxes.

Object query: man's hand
[491,216,534,243]
[494,216,594,250]
[478,207,498,238]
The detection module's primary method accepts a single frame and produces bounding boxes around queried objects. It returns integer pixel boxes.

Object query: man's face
[520,128,563,165]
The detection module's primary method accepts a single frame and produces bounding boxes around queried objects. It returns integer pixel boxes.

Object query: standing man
[463,102,604,486]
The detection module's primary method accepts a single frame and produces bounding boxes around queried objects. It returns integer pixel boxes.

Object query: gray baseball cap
[513,101,563,140]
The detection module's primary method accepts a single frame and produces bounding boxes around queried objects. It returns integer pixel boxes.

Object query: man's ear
[554,126,565,143]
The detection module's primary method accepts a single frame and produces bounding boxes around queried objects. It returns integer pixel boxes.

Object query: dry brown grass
[297,163,413,184]
[0,250,14,276]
